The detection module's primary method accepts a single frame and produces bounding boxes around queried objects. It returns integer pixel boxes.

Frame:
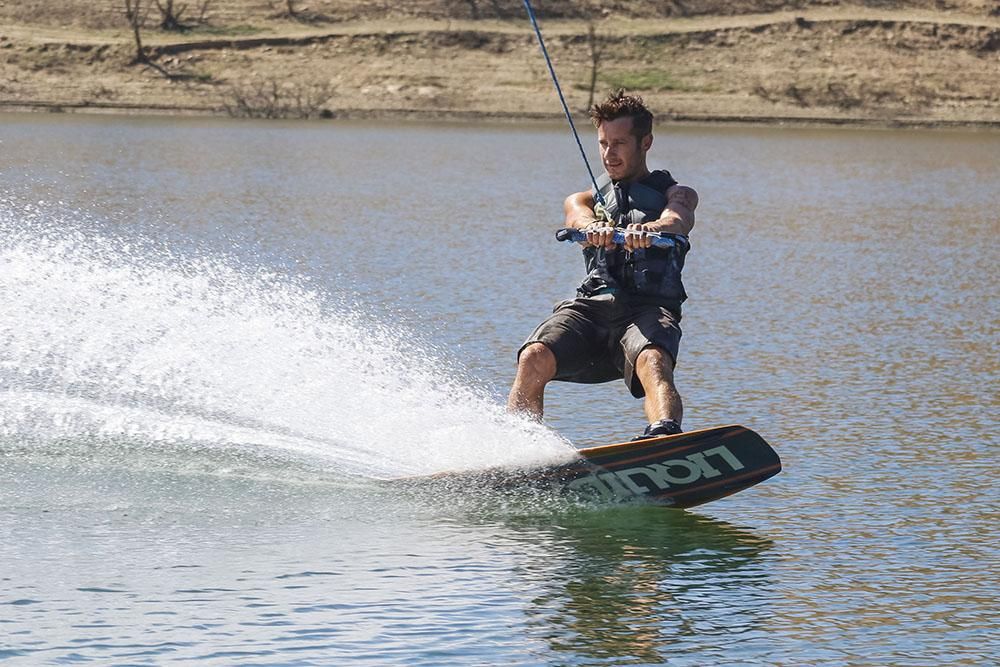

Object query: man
[507,90,698,440]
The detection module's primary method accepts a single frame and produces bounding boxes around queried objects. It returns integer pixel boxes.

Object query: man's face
[597,116,652,182]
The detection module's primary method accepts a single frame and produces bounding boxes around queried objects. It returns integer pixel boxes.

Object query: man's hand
[623,223,655,251]
[584,221,618,250]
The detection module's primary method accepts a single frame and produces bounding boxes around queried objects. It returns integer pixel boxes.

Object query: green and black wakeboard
[396,425,781,509]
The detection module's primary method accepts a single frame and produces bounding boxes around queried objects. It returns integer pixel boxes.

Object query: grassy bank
[1,1,998,127]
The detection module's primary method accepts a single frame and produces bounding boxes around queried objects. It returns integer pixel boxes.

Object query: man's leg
[507,342,558,420]
[634,346,683,426]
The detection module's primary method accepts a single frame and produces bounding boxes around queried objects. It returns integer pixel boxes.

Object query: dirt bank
[1,1,998,127]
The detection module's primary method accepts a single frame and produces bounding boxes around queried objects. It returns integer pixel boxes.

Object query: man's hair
[589,90,653,138]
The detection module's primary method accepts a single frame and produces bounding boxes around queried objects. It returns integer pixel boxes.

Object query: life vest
[578,169,689,308]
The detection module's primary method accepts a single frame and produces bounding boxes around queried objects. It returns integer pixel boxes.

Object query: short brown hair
[589,89,653,138]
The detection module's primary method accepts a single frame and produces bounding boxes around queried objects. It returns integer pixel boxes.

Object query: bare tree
[275,0,298,19]
[123,0,181,77]
[222,78,335,119]
[196,0,212,24]
[153,0,187,30]
[586,22,604,110]
[123,0,150,63]
[153,0,212,29]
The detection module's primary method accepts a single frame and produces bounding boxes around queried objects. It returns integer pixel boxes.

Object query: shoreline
[4,101,999,132]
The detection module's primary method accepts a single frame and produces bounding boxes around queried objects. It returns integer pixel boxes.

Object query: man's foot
[632,419,683,441]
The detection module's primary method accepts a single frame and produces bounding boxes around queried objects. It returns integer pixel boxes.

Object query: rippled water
[1,114,997,664]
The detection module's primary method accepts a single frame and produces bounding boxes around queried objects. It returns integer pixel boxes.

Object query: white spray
[0,200,574,479]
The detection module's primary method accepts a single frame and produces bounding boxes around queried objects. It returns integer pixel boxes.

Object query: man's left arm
[624,184,699,250]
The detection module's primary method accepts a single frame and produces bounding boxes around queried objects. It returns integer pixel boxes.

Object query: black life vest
[578,169,689,308]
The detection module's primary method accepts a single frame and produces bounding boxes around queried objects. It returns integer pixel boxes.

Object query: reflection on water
[0,113,997,664]
[509,509,774,664]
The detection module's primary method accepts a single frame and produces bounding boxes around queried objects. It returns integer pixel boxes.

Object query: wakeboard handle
[556,228,690,250]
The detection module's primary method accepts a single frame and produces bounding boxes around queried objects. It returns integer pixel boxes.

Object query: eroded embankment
[1,9,998,127]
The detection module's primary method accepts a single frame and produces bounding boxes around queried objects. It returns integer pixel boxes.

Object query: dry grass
[4,1,998,29]
[1,1,998,126]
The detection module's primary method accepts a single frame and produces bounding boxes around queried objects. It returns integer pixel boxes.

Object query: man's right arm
[563,190,616,248]
[563,190,597,229]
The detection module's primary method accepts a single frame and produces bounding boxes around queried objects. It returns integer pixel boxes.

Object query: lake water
[1,113,997,665]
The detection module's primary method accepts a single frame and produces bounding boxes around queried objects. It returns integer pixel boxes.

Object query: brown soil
[1,1,998,127]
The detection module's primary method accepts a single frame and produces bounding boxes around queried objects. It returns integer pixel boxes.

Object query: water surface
[1,114,997,665]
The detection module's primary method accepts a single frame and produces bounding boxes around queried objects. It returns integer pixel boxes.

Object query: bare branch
[196,0,212,24]
[586,22,604,111]
[123,0,149,63]
[222,78,335,119]
[153,0,189,31]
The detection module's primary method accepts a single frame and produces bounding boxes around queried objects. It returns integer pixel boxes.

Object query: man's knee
[517,343,557,382]
[635,346,675,383]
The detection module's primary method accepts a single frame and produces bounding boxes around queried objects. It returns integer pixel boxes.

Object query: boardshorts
[518,293,682,398]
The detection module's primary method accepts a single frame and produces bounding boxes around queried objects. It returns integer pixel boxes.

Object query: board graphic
[398,425,781,509]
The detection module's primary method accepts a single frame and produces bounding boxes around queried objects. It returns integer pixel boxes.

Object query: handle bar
[556,228,689,250]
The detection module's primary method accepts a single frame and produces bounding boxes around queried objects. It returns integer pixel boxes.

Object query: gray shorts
[519,293,682,398]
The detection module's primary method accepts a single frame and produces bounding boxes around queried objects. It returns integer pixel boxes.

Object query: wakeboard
[397,425,781,509]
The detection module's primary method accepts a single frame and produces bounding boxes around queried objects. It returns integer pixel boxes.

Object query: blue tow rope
[522,0,606,207]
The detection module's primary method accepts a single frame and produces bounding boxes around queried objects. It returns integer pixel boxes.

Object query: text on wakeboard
[567,445,745,500]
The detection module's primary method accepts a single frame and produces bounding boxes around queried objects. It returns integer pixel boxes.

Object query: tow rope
[522,0,607,209]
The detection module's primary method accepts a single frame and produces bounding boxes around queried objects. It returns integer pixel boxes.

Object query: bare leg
[634,346,683,425]
[507,343,557,420]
